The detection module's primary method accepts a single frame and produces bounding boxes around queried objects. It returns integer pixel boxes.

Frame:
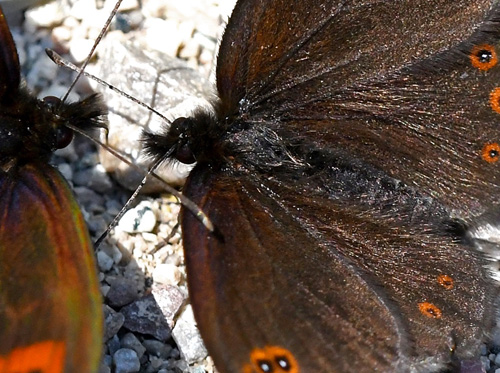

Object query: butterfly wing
[181,157,496,372]
[0,6,103,372]
[0,9,19,97]
[0,164,102,372]
[216,0,500,219]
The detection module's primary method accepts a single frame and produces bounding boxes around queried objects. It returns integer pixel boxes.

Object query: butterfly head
[0,89,106,168]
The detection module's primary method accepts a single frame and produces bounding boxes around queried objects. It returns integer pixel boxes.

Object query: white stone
[153,263,182,286]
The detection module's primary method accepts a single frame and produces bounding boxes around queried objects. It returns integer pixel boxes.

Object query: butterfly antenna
[93,159,160,249]
[67,124,214,247]
[46,49,171,124]
[61,0,124,103]
[152,222,180,253]
[92,155,214,248]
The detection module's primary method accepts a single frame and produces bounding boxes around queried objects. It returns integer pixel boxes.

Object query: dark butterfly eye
[176,143,196,164]
[42,96,74,149]
[170,117,196,164]
[55,126,74,149]
[42,95,61,109]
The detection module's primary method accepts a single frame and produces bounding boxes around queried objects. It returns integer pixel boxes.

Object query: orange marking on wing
[437,274,454,290]
[418,302,442,319]
[489,87,500,114]
[244,345,299,373]
[482,143,500,163]
[0,341,65,373]
[470,44,498,71]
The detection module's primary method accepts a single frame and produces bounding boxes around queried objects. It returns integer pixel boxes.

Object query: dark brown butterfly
[144,0,500,372]
[0,6,105,371]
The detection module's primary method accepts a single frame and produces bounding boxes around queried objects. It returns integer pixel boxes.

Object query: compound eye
[55,126,74,149]
[176,143,196,164]
[42,96,73,149]
[42,96,61,109]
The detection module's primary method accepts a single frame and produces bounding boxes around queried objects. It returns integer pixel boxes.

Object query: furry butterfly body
[145,0,500,372]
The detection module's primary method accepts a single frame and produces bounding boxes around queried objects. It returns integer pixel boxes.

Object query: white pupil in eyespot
[258,360,272,372]
[277,357,290,369]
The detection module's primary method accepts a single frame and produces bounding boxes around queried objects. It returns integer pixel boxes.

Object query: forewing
[216,0,500,219]
[0,7,19,98]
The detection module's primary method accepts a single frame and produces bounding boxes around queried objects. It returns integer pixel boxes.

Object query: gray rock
[152,284,186,327]
[114,348,141,373]
[142,339,173,359]
[121,294,172,341]
[189,366,207,373]
[149,356,165,371]
[26,46,59,88]
[99,354,113,373]
[106,276,140,308]
[24,0,65,28]
[172,305,207,364]
[97,250,114,272]
[107,335,122,356]
[103,305,125,341]
[56,162,73,181]
[121,332,147,359]
[73,165,109,191]
[73,186,106,206]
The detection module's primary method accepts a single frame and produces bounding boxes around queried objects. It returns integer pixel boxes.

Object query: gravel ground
[5,0,500,372]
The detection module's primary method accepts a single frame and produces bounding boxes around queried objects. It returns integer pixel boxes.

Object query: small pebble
[69,37,95,63]
[24,1,65,29]
[121,333,146,359]
[106,277,140,308]
[56,163,73,181]
[480,355,491,371]
[103,305,125,341]
[107,335,122,356]
[114,348,141,373]
[97,251,114,272]
[143,339,172,359]
[153,263,182,286]
[118,201,157,233]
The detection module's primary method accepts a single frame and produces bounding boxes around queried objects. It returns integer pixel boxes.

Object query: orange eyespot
[0,340,65,373]
[243,346,299,373]
[482,143,500,163]
[418,302,442,319]
[437,274,454,290]
[470,44,498,71]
